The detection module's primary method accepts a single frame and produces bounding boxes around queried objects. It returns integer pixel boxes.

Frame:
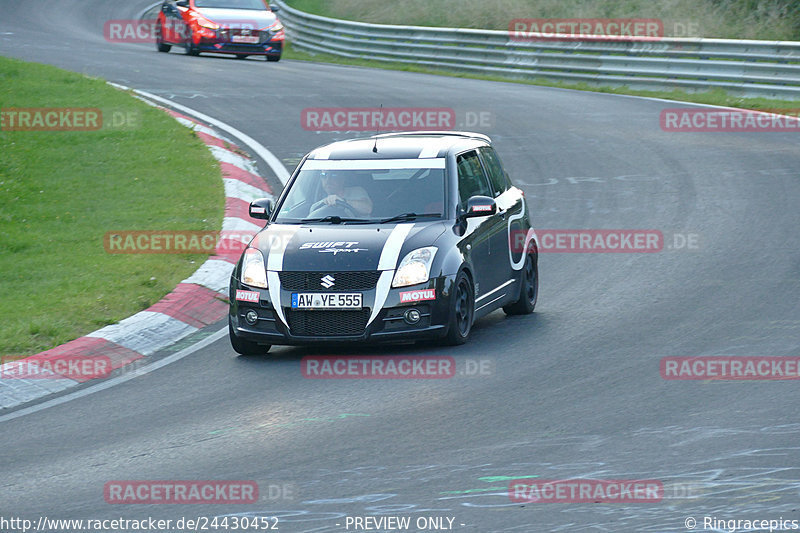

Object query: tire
[443,270,474,345]
[184,38,199,56]
[156,26,171,52]
[229,319,271,355]
[503,252,538,315]
[266,54,281,62]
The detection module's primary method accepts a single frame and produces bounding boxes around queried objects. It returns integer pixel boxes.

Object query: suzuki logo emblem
[320,275,335,289]
[241,29,251,35]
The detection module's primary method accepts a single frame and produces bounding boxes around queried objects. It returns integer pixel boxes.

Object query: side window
[456,150,492,208]
[479,147,509,197]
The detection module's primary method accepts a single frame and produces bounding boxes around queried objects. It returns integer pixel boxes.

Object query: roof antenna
[372,104,383,153]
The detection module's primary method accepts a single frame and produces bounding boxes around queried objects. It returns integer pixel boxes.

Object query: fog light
[245,310,259,325]
[404,308,421,325]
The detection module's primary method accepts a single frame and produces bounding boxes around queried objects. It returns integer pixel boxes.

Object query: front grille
[279,271,381,291]
[214,44,264,52]
[286,309,370,336]
[218,29,264,40]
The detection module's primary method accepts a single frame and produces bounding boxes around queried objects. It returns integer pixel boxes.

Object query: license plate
[232,35,260,44]
[291,293,362,310]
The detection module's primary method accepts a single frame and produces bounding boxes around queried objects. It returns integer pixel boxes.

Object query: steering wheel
[308,198,359,218]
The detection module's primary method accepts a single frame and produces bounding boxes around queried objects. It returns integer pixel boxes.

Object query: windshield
[275,159,447,224]
[194,0,268,10]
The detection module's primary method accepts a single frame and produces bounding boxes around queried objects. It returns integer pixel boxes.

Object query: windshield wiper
[299,216,372,224]
[379,212,442,224]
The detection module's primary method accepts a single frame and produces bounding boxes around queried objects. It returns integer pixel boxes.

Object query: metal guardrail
[272,0,800,99]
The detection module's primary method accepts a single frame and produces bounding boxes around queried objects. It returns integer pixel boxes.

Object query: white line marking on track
[0,328,227,423]
[107,83,290,184]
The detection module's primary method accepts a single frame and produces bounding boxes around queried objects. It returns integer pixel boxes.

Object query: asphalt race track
[1,1,800,531]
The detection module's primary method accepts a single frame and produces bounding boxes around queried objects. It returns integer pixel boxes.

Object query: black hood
[253,222,447,272]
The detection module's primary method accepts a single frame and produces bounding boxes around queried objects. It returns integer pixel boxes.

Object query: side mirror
[463,195,497,218]
[269,4,280,13]
[175,0,189,7]
[249,197,274,219]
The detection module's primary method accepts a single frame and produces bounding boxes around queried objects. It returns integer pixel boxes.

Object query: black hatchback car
[228,132,539,354]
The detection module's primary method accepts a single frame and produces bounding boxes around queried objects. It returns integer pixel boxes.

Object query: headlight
[241,248,268,288]
[196,17,219,30]
[392,247,437,288]
[262,22,285,40]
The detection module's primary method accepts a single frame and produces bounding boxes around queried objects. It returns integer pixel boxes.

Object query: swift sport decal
[320,247,368,255]
[299,241,358,249]
[299,241,368,255]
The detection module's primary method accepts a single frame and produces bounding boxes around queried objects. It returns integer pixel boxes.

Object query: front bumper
[229,273,456,345]
[194,39,282,56]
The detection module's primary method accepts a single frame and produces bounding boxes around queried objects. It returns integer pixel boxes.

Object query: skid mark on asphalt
[210,423,800,531]
[207,413,372,438]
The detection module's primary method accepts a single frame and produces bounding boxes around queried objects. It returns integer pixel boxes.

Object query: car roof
[305,131,492,161]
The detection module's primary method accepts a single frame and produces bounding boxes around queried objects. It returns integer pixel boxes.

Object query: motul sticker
[472,205,493,212]
[236,290,260,303]
[399,289,436,303]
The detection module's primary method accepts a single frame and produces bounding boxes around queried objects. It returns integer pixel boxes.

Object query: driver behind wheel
[319,170,373,216]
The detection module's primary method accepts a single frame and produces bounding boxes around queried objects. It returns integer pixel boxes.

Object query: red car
[156,0,284,61]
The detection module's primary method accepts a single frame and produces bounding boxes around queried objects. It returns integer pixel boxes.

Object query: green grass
[283,43,800,111]
[0,56,223,356]
[285,0,800,40]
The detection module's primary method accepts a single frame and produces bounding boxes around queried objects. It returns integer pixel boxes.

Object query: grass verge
[0,56,223,356]
[284,0,800,40]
